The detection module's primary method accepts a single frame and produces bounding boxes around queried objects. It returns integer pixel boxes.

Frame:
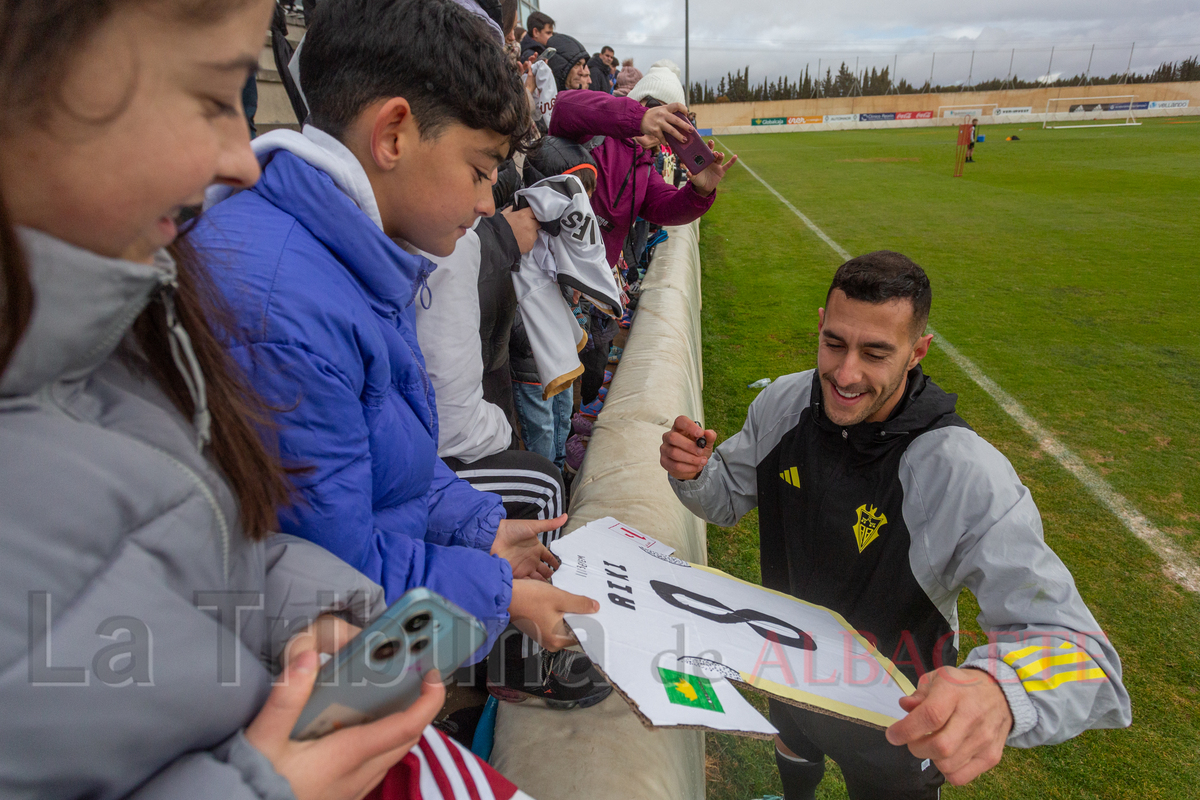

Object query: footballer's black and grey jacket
[670,367,1130,748]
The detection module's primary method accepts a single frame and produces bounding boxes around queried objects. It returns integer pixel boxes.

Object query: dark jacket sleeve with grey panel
[670,367,1131,748]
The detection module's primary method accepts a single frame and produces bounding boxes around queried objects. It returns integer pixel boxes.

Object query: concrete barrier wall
[693,80,1200,135]
[490,221,708,800]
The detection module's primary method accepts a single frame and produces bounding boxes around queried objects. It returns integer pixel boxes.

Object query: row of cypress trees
[688,56,1200,104]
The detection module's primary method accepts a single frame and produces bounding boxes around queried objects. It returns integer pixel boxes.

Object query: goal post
[1043,95,1142,129]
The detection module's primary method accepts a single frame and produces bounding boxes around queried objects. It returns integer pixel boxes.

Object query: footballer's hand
[660,415,716,481]
[885,666,1013,786]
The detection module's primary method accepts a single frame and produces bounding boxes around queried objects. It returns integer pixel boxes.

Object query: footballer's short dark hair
[827,251,932,336]
[301,0,530,153]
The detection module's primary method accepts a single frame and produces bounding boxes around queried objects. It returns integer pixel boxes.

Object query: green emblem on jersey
[659,667,724,713]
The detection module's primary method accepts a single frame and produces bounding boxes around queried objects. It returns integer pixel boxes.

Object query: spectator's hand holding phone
[639,102,691,148]
[688,143,738,197]
[245,616,445,800]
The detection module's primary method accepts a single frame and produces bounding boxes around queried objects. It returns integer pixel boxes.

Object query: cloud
[538,0,1200,88]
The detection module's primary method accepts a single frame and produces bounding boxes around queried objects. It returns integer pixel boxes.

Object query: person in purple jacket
[196,0,610,708]
[549,66,738,406]
[548,71,738,269]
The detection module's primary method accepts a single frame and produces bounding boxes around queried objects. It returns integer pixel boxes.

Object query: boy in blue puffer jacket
[196,0,608,706]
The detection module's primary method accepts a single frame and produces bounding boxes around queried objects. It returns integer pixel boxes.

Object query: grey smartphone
[291,588,487,740]
[537,47,557,63]
[672,112,717,175]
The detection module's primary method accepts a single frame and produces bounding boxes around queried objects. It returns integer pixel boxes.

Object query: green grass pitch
[695,117,1200,799]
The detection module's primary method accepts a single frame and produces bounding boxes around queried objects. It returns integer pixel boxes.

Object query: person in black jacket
[508,137,599,467]
[587,46,616,93]
[477,160,524,438]
[545,33,590,91]
[270,1,308,124]
[519,9,553,60]
[661,252,1130,799]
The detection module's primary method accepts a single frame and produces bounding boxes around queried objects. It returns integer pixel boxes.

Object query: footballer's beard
[820,366,908,427]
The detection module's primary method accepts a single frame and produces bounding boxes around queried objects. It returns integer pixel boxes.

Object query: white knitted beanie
[628,59,686,107]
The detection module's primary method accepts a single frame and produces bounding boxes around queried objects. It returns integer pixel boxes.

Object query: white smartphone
[291,588,487,740]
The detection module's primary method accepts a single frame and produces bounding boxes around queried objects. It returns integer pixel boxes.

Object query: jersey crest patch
[853,504,887,552]
[779,466,800,487]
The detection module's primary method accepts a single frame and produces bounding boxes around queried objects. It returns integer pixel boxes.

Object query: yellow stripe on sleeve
[1014,651,1095,680]
[1003,640,1074,666]
[1023,667,1107,693]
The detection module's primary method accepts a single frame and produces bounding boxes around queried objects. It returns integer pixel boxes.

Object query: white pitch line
[733,157,852,261]
[723,142,1200,594]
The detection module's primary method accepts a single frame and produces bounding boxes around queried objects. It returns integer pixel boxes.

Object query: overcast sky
[540,0,1200,89]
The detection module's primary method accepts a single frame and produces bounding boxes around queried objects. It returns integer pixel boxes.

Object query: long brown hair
[0,0,294,538]
[0,195,32,373]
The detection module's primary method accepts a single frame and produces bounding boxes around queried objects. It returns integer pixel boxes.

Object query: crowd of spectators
[0,0,734,798]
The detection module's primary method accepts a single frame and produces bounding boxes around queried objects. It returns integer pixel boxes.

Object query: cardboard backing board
[551,521,915,738]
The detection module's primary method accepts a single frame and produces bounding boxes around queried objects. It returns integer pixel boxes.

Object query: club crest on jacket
[854,504,888,553]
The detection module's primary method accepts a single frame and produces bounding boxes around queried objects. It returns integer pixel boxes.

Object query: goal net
[1043,95,1141,129]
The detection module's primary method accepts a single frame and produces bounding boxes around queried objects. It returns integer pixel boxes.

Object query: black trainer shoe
[488,649,613,710]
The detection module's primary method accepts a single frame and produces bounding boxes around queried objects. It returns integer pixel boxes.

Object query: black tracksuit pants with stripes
[443,449,566,665]
[442,449,566,543]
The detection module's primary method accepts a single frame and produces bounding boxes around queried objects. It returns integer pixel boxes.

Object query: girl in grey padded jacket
[0,1,463,798]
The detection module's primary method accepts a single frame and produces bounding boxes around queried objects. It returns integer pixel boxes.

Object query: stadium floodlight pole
[684,0,689,103]
[1044,46,1055,85]
[1120,42,1135,85]
[1081,43,1095,86]
[1003,48,1015,90]
[964,50,974,91]
[929,52,935,90]
[885,53,897,94]
[815,57,821,97]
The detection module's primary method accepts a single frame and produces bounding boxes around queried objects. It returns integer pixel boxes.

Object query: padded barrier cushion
[489,222,707,799]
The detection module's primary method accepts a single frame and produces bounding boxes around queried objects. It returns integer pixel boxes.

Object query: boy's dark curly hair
[302,0,531,154]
